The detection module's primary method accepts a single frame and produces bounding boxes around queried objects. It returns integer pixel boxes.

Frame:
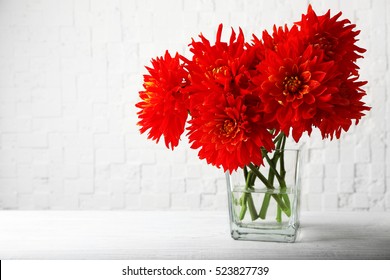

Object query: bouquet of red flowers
[136,5,369,226]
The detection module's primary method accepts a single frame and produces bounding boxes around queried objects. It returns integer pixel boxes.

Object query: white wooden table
[0,211,389,259]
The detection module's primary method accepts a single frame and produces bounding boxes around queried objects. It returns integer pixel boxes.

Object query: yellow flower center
[222,119,239,137]
[283,76,301,95]
[212,65,229,77]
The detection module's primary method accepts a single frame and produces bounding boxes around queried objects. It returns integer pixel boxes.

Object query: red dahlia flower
[255,38,337,142]
[187,94,275,172]
[255,5,369,142]
[136,51,189,149]
[295,5,370,138]
[249,24,300,63]
[184,25,275,172]
[296,4,366,76]
[314,77,370,139]
[183,24,256,115]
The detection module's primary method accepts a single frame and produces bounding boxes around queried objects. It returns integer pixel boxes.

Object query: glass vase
[226,148,303,243]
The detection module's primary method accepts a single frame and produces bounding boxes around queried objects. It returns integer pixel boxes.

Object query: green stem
[276,204,282,223]
[238,169,258,221]
[244,165,249,180]
[248,163,291,217]
[282,193,291,209]
[272,132,284,144]
[239,194,247,220]
[278,133,291,211]
[259,193,271,219]
[259,132,285,219]
[271,193,291,217]
[240,132,293,222]
[245,170,253,188]
[262,149,287,189]
[279,133,287,179]
[248,170,257,189]
[246,193,258,221]
[247,163,273,189]
[259,155,278,219]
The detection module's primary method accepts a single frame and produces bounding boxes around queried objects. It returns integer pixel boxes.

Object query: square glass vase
[226,148,302,243]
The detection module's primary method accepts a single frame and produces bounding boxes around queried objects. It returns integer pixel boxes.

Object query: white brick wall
[0,0,388,211]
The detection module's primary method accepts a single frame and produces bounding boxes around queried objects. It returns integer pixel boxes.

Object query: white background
[0,0,388,211]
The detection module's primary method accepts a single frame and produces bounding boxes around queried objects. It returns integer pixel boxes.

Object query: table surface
[0,211,389,259]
